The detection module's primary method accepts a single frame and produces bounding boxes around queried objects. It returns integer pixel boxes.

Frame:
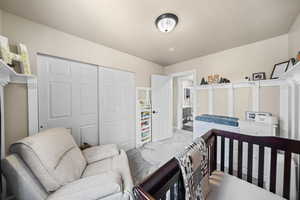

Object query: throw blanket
[175,137,209,200]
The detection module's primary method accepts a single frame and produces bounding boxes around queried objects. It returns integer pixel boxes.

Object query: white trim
[27,78,39,136]
[208,88,214,114]
[0,85,6,200]
[280,84,290,138]
[252,82,260,112]
[170,70,197,130]
[170,70,196,78]
[177,78,183,129]
[228,85,234,117]
[289,80,299,139]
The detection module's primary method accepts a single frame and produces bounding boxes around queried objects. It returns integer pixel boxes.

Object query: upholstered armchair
[2,128,133,200]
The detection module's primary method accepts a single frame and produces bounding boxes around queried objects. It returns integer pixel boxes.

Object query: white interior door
[38,55,98,145]
[99,67,135,150]
[151,75,173,142]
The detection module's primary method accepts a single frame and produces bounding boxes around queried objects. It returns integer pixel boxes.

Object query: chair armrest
[82,144,120,164]
[48,171,122,200]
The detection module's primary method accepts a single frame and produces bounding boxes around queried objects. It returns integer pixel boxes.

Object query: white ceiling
[1,0,300,66]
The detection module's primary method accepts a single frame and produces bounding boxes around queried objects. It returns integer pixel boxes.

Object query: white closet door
[38,55,98,145]
[151,75,173,142]
[75,62,99,145]
[99,67,135,150]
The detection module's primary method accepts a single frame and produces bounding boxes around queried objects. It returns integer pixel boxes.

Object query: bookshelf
[136,87,152,147]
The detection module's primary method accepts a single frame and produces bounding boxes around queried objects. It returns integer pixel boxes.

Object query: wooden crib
[133,129,300,200]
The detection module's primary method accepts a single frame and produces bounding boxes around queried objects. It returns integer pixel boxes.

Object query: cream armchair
[2,128,134,200]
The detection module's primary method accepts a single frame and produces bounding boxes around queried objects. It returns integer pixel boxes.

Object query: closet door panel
[76,62,99,145]
[99,67,135,150]
[38,56,73,132]
[38,55,98,145]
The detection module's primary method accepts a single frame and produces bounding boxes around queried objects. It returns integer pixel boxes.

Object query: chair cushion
[82,144,119,164]
[48,171,122,200]
[10,128,87,192]
[82,150,134,197]
[82,158,113,177]
[207,171,285,200]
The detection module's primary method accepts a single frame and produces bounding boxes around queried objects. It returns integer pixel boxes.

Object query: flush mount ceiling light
[155,13,178,33]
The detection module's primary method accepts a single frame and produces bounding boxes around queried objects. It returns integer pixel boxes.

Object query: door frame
[170,70,197,130]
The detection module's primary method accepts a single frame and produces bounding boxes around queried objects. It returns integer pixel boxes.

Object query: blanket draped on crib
[175,137,209,200]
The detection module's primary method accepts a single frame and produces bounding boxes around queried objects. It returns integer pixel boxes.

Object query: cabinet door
[99,67,135,150]
[38,55,98,145]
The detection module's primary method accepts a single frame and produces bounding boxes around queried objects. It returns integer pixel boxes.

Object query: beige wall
[4,84,28,153]
[288,13,300,58]
[1,10,163,152]
[165,35,288,120]
[165,35,289,82]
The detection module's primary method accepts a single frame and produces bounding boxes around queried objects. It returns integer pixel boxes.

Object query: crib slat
[228,139,233,175]
[237,140,243,179]
[221,136,225,172]
[213,135,217,172]
[170,184,175,200]
[283,151,291,199]
[258,146,265,188]
[269,148,277,193]
[210,136,217,174]
[177,176,184,199]
[247,143,253,183]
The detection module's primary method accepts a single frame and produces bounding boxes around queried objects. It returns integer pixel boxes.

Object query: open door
[151,75,173,142]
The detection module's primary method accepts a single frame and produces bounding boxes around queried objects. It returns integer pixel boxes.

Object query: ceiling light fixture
[155,13,178,33]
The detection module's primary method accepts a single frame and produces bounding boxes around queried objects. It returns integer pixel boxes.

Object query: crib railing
[133,129,300,200]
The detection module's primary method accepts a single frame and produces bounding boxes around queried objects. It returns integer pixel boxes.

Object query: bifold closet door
[38,55,98,145]
[98,67,135,150]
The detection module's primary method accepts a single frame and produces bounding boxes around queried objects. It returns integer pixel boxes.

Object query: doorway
[171,71,196,132]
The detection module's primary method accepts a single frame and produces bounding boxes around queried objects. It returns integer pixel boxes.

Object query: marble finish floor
[127,129,193,184]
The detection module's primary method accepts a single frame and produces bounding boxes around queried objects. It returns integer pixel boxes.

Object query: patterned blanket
[175,137,209,200]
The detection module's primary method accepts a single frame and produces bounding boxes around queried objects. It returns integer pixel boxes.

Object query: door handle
[152,110,158,114]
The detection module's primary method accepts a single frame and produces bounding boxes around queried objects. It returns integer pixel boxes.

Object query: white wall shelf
[0,59,35,85]
[193,62,300,140]
[195,79,286,90]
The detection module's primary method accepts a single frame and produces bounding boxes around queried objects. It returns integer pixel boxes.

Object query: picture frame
[208,75,213,84]
[245,111,256,121]
[252,72,266,81]
[286,58,296,72]
[213,74,220,83]
[270,61,289,79]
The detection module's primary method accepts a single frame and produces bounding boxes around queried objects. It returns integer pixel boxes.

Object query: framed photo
[270,61,289,79]
[213,74,220,83]
[208,75,213,84]
[252,72,266,81]
[245,111,256,121]
[286,58,296,72]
